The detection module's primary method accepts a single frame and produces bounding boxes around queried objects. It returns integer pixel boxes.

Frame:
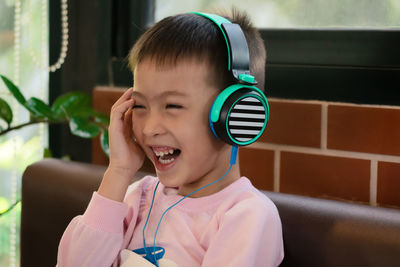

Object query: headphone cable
[142,146,238,266]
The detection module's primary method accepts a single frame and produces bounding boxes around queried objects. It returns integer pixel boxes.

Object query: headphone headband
[191,12,257,85]
[190,12,269,147]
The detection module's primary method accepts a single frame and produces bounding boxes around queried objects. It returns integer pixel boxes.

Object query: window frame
[107,1,400,105]
[260,28,400,105]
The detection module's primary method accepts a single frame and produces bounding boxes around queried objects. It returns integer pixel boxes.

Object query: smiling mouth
[152,146,181,164]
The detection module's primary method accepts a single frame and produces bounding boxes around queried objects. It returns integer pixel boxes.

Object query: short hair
[128,8,266,91]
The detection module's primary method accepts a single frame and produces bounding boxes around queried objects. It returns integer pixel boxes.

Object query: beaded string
[19,0,69,72]
[10,1,22,265]
[9,1,68,265]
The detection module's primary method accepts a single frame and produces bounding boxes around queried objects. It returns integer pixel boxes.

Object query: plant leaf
[0,97,13,126]
[26,97,53,119]
[61,154,71,161]
[71,106,98,119]
[0,75,26,105]
[69,117,102,138]
[43,148,53,158]
[100,130,109,157]
[94,112,110,126]
[51,92,91,120]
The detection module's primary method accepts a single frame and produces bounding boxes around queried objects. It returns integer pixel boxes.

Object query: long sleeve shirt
[57,176,284,266]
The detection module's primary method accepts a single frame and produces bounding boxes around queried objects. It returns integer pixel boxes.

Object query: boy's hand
[108,87,145,175]
[98,88,145,201]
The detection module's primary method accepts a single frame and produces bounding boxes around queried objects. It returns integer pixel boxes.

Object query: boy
[57,9,284,267]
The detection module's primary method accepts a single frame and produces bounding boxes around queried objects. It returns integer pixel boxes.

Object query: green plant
[0,74,110,155]
[0,74,111,218]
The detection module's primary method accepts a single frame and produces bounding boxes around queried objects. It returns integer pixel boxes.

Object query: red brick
[328,104,400,156]
[378,161,400,207]
[260,100,321,148]
[239,148,274,191]
[280,152,370,202]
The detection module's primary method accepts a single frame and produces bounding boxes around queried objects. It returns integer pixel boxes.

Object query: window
[155,0,400,28]
[153,0,400,106]
[0,0,49,265]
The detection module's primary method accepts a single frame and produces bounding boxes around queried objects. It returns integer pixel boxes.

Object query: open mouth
[152,146,181,165]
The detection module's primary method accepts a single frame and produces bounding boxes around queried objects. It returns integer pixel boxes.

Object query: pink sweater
[57,176,284,266]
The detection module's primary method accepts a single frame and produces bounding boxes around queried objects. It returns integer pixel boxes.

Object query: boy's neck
[176,162,241,198]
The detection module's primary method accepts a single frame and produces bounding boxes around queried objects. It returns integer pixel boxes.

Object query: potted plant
[0,74,110,156]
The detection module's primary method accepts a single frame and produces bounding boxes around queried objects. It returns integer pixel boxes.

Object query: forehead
[134,55,213,75]
[133,58,218,97]
[131,90,186,100]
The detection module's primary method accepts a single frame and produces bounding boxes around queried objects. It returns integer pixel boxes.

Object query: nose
[142,112,166,137]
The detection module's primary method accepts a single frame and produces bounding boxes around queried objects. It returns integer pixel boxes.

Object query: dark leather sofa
[21,158,400,267]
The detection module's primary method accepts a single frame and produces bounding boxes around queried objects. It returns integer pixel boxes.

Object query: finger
[110,98,135,121]
[112,87,134,107]
[108,107,132,148]
[123,108,133,139]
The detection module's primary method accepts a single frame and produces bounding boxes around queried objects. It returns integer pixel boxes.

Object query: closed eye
[132,104,145,109]
[166,104,183,109]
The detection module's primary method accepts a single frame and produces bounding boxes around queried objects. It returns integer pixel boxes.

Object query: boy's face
[131,58,235,196]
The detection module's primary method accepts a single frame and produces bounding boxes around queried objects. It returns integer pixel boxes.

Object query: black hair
[128,9,266,91]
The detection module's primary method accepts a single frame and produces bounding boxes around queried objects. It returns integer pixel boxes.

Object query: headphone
[193,12,270,147]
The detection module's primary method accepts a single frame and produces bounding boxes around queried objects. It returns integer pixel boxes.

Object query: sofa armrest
[264,191,400,267]
[21,159,106,267]
[20,159,149,267]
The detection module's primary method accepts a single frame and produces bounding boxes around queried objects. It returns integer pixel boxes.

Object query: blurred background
[1,0,399,265]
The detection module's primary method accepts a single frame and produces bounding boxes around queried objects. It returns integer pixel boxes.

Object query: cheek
[188,113,220,148]
[185,101,220,143]
[131,114,143,138]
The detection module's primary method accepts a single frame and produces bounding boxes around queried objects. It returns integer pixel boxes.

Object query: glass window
[0,0,48,265]
[155,0,400,28]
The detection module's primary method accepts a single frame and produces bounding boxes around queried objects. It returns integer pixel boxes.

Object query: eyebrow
[131,90,188,99]
[131,91,144,99]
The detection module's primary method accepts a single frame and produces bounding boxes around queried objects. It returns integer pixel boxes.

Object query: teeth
[153,148,176,157]
[158,157,175,164]
[152,147,179,165]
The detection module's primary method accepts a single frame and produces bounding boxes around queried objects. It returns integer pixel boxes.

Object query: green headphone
[193,12,270,146]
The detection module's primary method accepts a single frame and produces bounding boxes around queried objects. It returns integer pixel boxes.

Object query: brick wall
[92,87,400,208]
[239,98,400,208]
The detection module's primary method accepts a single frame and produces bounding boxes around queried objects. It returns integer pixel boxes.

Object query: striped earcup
[209,86,269,146]
[228,95,267,144]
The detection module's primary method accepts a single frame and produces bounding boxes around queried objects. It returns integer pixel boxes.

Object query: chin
[156,172,178,187]
[159,181,181,192]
